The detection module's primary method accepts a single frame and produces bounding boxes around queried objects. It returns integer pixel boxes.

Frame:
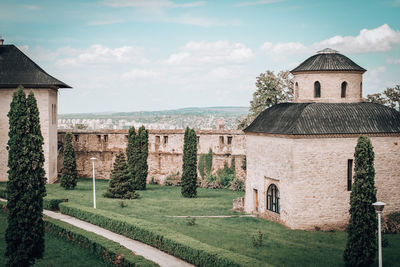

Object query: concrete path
[0,198,193,267]
[168,215,256,218]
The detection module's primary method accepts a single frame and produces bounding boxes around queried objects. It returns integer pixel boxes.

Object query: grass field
[0,209,111,267]
[31,179,400,267]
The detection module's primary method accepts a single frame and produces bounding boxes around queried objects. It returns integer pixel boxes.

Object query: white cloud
[166,41,253,65]
[103,0,204,8]
[55,45,149,66]
[387,58,400,64]
[236,0,283,7]
[313,24,400,53]
[261,41,308,60]
[121,69,161,79]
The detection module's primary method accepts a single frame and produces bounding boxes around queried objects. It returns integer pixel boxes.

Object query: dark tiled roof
[244,102,400,135]
[0,45,71,88]
[291,48,366,73]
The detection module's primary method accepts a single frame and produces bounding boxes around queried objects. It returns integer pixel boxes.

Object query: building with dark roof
[243,49,400,230]
[0,41,71,183]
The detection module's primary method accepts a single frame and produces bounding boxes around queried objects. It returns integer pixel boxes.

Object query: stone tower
[291,48,366,103]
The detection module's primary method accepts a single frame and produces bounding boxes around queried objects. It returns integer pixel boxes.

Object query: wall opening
[341,81,347,98]
[253,189,259,212]
[163,136,168,145]
[347,159,353,191]
[74,134,79,142]
[266,184,280,213]
[314,81,321,98]
[219,136,224,145]
[295,82,299,99]
[97,135,101,142]
[227,136,232,145]
[155,136,160,144]
[104,135,108,142]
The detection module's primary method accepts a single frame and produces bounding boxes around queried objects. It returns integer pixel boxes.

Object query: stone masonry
[57,129,246,184]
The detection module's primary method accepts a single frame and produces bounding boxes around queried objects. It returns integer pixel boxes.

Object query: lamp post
[373,201,386,267]
[90,157,97,209]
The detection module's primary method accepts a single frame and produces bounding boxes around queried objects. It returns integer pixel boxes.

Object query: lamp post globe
[373,201,386,267]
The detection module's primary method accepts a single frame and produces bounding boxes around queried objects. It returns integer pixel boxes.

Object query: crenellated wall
[57,129,246,184]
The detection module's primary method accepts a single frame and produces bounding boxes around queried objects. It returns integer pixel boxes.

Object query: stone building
[244,48,400,230]
[57,129,246,184]
[0,40,71,183]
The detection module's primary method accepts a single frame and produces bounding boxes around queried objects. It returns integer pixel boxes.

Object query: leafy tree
[344,136,377,266]
[6,87,46,266]
[60,132,78,189]
[137,126,149,190]
[181,127,198,198]
[205,148,213,176]
[238,70,293,129]
[104,152,139,199]
[198,148,213,180]
[366,84,400,111]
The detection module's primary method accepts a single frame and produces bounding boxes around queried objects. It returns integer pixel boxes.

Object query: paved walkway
[0,198,193,267]
[168,215,255,218]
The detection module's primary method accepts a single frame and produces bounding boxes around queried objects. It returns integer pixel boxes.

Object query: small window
[52,104,57,124]
[219,136,224,145]
[74,134,79,142]
[163,136,168,145]
[314,81,321,98]
[347,159,353,191]
[360,82,363,97]
[227,136,232,145]
[125,135,128,142]
[197,136,200,143]
[97,135,101,142]
[104,135,108,142]
[155,136,160,144]
[341,82,347,98]
[266,184,280,213]
[295,82,299,99]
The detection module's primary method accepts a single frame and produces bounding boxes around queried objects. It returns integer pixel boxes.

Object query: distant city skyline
[1,0,399,113]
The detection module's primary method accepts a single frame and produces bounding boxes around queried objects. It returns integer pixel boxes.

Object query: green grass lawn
[0,210,111,267]
[1,179,399,266]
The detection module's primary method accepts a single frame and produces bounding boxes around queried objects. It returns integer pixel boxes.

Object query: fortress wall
[57,129,246,184]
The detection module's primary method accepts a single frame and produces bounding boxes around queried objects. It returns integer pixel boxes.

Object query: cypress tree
[6,87,46,266]
[181,127,198,198]
[104,152,138,199]
[127,127,139,190]
[344,136,377,266]
[60,132,78,189]
[137,126,148,190]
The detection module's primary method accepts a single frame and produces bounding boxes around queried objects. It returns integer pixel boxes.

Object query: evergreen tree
[181,127,198,198]
[344,136,377,266]
[6,87,46,266]
[137,126,148,190]
[126,127,139,190]
[104,152,138,199]
[60,132,78,189]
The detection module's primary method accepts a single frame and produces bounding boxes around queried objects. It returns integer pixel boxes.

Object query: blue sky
[1,0,400,113]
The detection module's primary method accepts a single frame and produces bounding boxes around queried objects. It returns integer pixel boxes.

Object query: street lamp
[373,201,386,267]
[90,157,97,209]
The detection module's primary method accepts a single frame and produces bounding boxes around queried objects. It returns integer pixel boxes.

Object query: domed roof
[291,48,366,73]
[244,102,400,135]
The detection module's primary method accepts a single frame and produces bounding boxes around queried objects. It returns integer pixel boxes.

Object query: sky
[1,0,400,114]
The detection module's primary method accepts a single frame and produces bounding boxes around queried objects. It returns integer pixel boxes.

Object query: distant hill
[59,106,249,130]
[60,106,249,118]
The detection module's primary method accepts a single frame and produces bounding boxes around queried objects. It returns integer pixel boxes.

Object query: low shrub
[229,178,245,191]
[59,203,264,267]
[119,201,128,208]
[43,198,68,211]
[164,172,181,186]
[383,212,400,234]
[251,230,264,247]
[186,217,196,226]
[44,216,157,267]
[216,162,235,188]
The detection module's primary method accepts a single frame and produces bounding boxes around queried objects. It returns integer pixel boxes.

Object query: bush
[164,172,181,186]
[251,230,264,247]
[186,217,196,226]
[44,217,157,267]
[383,212,400,234]
[216,162,235,188]
[59,203,262,267]
[229,178,245,191]
[43,198,68,211]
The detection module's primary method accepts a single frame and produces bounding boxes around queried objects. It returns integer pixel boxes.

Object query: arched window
[360,82,363,97]
[266,184,280,213]
[341,81,347,98]
[295,82,299,99]
[314,81,321,98]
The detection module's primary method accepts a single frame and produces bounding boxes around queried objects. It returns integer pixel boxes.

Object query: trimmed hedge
[60,203,265,267]
[44,216,158,267]
[43,198,68,211]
